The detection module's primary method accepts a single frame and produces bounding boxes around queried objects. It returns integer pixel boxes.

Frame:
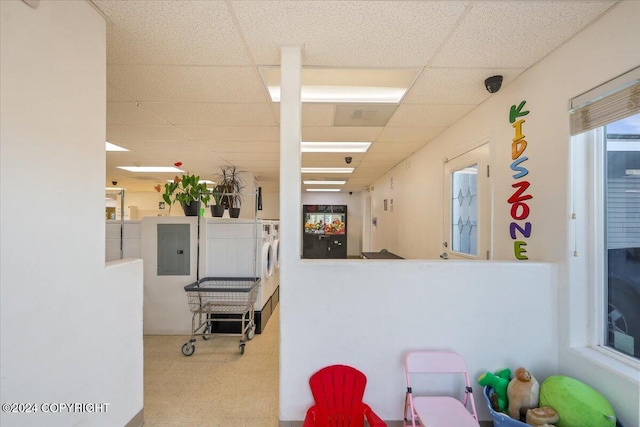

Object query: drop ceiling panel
[334,104,398,127]
[176,126,280,141]
[94,0,250,65]
[107,65,268,103]
[142,103,276,126]
[375,126,447,143]
[107,84,134,102]
[403,67,525,105]
[231,1,469,66]
[431,1,615,68]
[119,140,206,155]
[107,102,167,125]
[387,104,475,128]
[198,141,280,153]
[302,153,365,163]
[368,141,425,154]
[302,126,383,142]
[213,152,280,163]
[107,124,192,142]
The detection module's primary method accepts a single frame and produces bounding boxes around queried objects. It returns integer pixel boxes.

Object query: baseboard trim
[125,408,144,427]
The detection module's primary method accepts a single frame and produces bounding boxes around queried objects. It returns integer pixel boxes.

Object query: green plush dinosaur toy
[478,368,511,413]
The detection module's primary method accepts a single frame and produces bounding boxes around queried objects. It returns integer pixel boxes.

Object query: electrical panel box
[157,224,190,276]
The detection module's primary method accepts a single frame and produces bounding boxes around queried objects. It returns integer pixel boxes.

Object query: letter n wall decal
[509,101,532,260]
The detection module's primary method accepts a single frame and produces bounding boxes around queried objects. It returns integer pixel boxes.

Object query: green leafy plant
[155,174,210,214]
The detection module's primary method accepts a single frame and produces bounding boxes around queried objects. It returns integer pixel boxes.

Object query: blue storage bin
[483,386,529,427]
[482,386,625,427]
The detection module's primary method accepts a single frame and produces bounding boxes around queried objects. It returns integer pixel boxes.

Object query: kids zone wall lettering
[509,101,532,260]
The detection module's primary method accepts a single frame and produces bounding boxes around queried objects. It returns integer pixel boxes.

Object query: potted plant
[210,186,225,217]
[155,174,211,216]
[214,165,245,218]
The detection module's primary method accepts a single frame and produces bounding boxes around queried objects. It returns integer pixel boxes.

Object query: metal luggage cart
[181,277,260,356]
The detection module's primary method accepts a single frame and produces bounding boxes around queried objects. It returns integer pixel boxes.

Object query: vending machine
[303,205,347,259]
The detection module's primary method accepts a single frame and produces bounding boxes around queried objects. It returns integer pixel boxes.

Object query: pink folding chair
[404,351,479,427]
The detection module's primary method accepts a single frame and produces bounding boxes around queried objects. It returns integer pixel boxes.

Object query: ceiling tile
[387,104,475,128]
[176,125,280,142]
[231,1,469,66]
[108,102,167,125]
[432,1,615,68]
[368,141,426,154]
[375,126,447,143]
[404,67,525,105]
[95,0,251,65]
[198,141,279,153]
[302,126,383,142]
[142,102,277,126]
[106,124,192,142]
[107,65,269,103]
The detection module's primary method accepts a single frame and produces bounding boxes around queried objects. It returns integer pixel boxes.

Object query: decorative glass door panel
[451,165,478,256]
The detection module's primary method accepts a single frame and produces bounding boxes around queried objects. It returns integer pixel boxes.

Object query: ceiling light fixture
[259,67,420,104]
[166,179,215,185]
[306,189,341,192]
[106,141,129,151]
[301,142,371,153]
[303,180,347,185]
[117,166,185,173]
[301,167,354,174]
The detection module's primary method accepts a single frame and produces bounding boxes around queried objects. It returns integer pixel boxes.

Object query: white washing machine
[202,218,275,332]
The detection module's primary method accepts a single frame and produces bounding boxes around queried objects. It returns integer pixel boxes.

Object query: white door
[442,144,491,260]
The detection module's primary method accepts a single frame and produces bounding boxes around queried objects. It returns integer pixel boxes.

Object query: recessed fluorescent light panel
[106,141,128,151]
[259,67,420,103]
[303,180,347,185]
[306,189,341,192]
[117,166,185,173]
[167,179,215,185]
[301,142,371,153]
[301,167,354,174]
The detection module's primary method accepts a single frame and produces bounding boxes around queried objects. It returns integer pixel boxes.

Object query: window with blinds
[570,66,639,135]
[570,66,640,361]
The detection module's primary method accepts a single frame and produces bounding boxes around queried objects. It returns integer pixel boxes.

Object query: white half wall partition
[1,1,144,426]
[279,260,558,422]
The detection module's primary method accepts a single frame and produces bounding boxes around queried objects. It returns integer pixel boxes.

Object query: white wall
[362,1,640,425]
[0,1,143,426]
[280,3,639,425]
[302,191,364,257]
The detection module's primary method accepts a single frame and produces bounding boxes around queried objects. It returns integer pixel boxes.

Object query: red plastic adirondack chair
[303,364,386,427]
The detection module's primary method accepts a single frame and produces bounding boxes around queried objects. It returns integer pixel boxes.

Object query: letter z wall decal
[509,101,532,260]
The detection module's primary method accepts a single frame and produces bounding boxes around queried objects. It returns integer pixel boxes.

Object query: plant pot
[229,207,240,218]
[181,201,200,216]
[211,204,225,217]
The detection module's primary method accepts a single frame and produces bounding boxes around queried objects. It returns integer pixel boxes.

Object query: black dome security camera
[111,180,118,186]
[345,156,353,164]
[485,75,503,93]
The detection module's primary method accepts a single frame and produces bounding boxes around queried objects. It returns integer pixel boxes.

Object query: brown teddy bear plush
[507,367,540,420]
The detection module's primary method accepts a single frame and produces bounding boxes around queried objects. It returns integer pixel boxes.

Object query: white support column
[278,45,302,422]
[279,46,302,263]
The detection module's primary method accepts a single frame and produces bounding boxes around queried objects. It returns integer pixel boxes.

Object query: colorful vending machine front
[302,205,347,259]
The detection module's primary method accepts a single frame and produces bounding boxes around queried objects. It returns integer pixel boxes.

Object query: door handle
[440,252,449,259]
[177,250,184,254]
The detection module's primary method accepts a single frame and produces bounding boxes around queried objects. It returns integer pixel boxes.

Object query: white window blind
[570,66,640,136]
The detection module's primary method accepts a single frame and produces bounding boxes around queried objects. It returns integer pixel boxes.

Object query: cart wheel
[246,324,256,340]
[181,342,195,356]
[202,324,211,340]
[239,343,245,355]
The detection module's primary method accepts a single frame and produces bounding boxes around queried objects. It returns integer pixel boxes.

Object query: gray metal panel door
[157,224,190,275]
